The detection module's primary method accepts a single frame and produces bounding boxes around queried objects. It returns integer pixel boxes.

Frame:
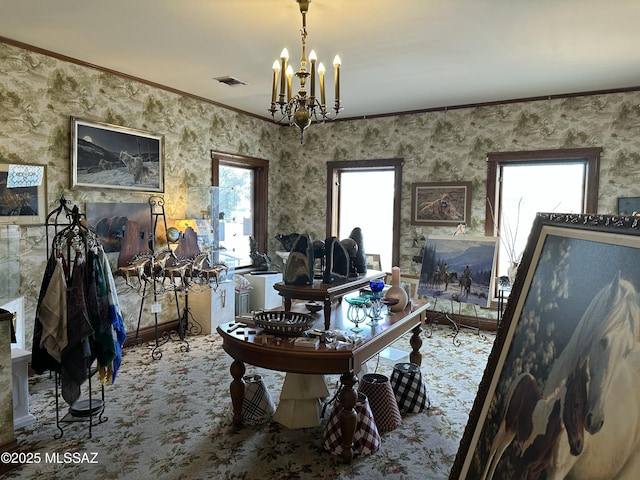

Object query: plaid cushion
[390,363,430,414]
[241,375,275,425]
[322,392,381,457]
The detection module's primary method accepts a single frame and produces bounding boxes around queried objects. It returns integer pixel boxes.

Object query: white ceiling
[1,0,640,121]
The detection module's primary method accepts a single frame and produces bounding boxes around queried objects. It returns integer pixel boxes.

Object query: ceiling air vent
[214,76,248,87]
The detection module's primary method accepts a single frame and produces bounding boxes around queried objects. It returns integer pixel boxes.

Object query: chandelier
[268,0,342,143]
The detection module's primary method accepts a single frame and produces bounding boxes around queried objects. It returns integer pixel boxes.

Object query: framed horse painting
[450,213,640,479]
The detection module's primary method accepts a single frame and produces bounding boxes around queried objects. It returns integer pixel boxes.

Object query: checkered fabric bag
[390,362,430,414]
[322,392,381,457]
[241,374,275,425]
[358,373,402,433]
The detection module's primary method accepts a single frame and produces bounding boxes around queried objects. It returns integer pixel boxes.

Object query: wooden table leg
[230,359,246,428]
[284,297,292,312]
[410,324,423,366]
[338,372,358,464]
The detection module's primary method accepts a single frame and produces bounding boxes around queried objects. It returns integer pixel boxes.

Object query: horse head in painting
[572,273,640,434]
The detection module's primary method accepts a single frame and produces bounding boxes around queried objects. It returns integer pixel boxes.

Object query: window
[326,159,403,272]
[211,151,268,270]
[485,148,601,279]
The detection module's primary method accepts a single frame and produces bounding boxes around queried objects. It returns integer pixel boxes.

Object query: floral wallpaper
[2,40,640,349]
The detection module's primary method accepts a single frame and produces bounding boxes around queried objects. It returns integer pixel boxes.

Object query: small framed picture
[366,253,381,271]
[617,196,640,215]
[0,163,47,225]
[410,181,471,226]
[70,116,164,192]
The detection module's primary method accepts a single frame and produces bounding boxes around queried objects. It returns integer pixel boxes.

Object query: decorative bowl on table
[253,311,315,336]
[305,302,323,313]
[345,295,369,332]
[381,297,400,308]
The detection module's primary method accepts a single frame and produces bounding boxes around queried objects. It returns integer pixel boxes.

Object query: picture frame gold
[410,181,471,226]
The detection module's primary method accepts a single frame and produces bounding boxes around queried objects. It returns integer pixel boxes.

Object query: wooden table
[272,270,386,330]
[217,298,428,464]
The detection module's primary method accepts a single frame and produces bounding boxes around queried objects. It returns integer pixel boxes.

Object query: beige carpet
[5,324,493,480]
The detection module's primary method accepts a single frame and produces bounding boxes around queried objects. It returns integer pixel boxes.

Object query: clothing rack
[52,200,105,438]
[33,196,125,438]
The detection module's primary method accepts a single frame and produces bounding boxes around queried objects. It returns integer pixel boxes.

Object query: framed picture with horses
[416,235,498,308]
[410,181,471,226]
[70,116,164,192]
[450,212,640,479]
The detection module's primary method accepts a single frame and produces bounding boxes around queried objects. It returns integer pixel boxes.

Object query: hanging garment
[32,253,63,374]
[86,250,116,372]
[38,256,68,363]
[99,247,126,384]
[60,253,95,406]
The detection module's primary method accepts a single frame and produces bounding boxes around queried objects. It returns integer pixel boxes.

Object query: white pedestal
[273,373,329,429]
[11,347,36,430]
[245,273,283,311]
[189,281,235,335]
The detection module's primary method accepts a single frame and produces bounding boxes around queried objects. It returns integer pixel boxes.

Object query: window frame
[211,150,269,270]
[485,148,601,238]
[326,158,404,268]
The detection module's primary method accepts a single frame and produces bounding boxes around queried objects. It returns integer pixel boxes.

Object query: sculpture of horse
[480,358,589,480]
[117,255,151,289]
[188,252,228,289]
[163,258,192,289]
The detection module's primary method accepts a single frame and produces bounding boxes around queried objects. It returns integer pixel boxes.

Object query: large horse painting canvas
[451,213,640,480]
[417,235,498,308]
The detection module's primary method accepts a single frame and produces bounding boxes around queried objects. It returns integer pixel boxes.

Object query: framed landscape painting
[70,117,164,192]
[0,163,47,225]
[450,213,640,479]
[410,181,471,226]
[417,235,498,307]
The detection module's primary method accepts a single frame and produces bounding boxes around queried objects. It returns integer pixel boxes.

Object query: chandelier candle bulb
[286,65,294,101]
[309,50,317,99]
[280,48,289,98]
[271,60,280,104]
[333,55,341,103]
[318,62,326,107]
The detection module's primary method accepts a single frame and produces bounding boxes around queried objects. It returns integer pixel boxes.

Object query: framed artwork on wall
[70,117,164,192]
[410,181,471,226]
[0,163,47,225]
[450,212,640,479]
[617,196,640,215]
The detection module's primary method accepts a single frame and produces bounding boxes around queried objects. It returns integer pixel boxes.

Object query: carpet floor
[4,323,493,480]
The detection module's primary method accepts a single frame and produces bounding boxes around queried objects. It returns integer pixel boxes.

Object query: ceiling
[1,0,640,121]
